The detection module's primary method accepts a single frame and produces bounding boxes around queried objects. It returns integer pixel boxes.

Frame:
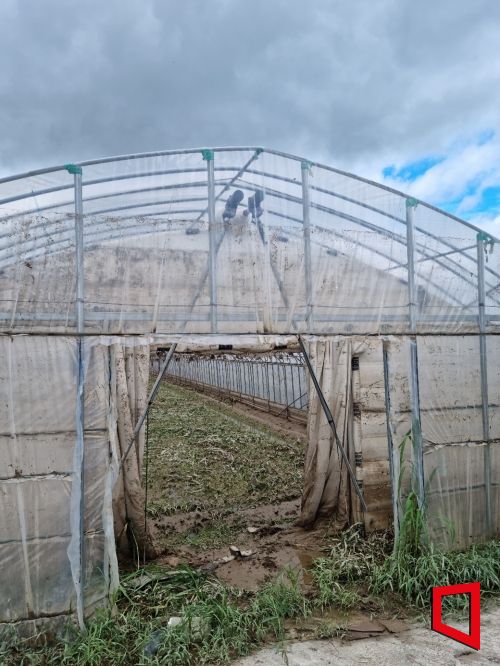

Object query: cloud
[380,131,500,232]
[0,0,499,227]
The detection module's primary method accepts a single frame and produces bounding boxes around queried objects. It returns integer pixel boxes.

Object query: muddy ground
[145,381,356,595]
[152,499,335,591]
[146,381,336,593]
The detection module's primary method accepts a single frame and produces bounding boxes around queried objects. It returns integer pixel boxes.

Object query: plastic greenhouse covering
[0,147,498,634]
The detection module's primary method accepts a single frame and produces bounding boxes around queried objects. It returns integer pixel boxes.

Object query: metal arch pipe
[0,166,248,209]
[1,161,499,313]
[244,184,500,307]
[0,216,481,321]
[0,197,476,313]
[1,145,497,241]
[1,179,494,307]
[0,146,259,185]
[1,157,498,292]
[235,169,498,286]
[0,179,218,222]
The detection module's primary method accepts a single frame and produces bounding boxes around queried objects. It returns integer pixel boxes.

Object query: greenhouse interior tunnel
[0,146,499,636]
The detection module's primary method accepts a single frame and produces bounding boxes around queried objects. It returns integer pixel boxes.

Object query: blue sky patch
[382,155,444,182]
[437,186,500,220]
[468,186,500,215]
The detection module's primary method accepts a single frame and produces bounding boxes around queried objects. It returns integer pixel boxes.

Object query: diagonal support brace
[298,336,367,512]
[118,343,177,470]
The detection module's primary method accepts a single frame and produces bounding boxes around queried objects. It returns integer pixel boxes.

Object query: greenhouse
[0,146,498,636]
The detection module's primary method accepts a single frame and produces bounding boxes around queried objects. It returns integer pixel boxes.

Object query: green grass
[0,567,310,666]
[370,492,500,613]
[311,525,391,610]
[4,528,499,664]
[146,382,304,518]
[311,501,500,619]
[368,433,500,614]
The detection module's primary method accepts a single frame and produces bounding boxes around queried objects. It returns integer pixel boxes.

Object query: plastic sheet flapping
[0,148,498,632]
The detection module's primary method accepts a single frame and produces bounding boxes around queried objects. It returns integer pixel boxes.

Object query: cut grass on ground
[146,382,304,519]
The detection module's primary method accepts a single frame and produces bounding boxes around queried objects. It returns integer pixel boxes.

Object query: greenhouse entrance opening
[141,344,323,590]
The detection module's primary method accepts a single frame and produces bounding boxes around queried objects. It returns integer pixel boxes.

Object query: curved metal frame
[1,147,497,302]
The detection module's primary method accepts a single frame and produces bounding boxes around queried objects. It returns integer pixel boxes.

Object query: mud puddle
[153,498,332,592]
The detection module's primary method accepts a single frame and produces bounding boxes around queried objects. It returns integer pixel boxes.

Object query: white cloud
[469,213,500,239]
[379,133,499,209]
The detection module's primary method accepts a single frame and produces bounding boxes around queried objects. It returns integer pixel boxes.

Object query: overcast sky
[1,0,499,232]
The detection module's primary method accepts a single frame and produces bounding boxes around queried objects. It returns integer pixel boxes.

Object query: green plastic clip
[255,148,263,156]
[64,163,82,175]
[201,149,214,161]
[301,160,313,172]
[406,197,418,209]
[477,231,492,243]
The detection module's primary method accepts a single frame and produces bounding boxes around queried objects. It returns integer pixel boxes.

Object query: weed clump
[311,525,391,609]
[370,491,500,611]
[0,566,310,666]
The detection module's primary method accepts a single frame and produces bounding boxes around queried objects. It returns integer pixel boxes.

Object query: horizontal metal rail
[152,351,308,419]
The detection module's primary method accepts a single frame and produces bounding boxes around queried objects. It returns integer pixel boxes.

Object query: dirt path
[233,605,500,665]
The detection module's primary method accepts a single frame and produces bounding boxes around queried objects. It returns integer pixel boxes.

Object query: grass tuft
[0,566,310,666]
[370,493,500,611]
[311,524,390,609]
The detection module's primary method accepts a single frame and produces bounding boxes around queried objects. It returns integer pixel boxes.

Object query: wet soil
[152,498,333,592]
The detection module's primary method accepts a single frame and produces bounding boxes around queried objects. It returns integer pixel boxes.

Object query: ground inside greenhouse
[146,381,337,591]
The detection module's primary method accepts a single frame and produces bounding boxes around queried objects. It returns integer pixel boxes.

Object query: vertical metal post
[383,341,400,541]
[65,163,85,629]
[477,233,493,533]
[406,199,425,507]
[203,150,217,333]
[301,161,313,329]
[406,199,418,333]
